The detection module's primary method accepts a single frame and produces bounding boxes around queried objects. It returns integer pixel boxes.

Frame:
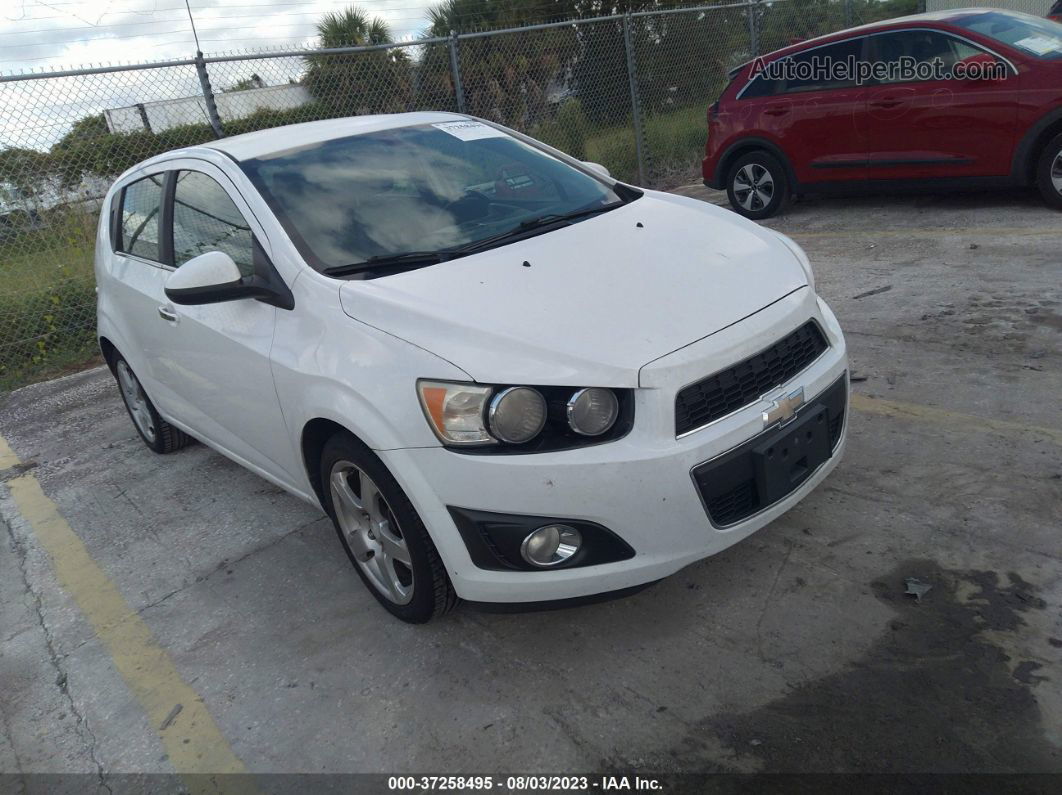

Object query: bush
[534,99,592,161]
[0,276,98,389]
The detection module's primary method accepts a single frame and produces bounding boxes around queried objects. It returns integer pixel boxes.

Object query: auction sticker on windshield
[1014,35,1060,55]
[431,120,508,141]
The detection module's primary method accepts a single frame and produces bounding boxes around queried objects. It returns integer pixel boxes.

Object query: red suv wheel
[726,151,791,220]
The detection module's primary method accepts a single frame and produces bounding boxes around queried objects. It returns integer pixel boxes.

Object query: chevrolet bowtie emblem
[763,387,805,428]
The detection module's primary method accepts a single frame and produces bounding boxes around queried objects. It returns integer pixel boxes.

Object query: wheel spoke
[329,462,414,606]
[116,362,155,442]
[371,552,403,602]
[330,468,364,514]
[1051,152,1062,193]
[358,471,381,518]
[376,519,411,567]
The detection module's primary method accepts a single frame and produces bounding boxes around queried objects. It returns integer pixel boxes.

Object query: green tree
[304,6,412,115]
[422,0,579,128]
[0,147,52,204]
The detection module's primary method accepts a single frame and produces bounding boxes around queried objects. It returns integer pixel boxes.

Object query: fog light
[520,524,582,568]
[567,388,619,436]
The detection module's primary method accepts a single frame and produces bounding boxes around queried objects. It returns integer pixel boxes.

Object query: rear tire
[726,151,791,220]
[319,432,457,623]
[112,355,193,454]
[1035,132,1062,210]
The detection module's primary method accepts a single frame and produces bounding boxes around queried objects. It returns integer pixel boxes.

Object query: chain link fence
[0,0,916,388]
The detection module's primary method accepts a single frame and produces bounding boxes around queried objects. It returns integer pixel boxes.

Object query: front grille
[693,373,847,527]
[704,480,759,527]
[675,321,828,436]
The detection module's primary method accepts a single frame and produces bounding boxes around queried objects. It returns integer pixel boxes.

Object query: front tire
[320,432,457,623]
[726,151,790,219]
[112,356,192,454]
[1035,132,1062,210]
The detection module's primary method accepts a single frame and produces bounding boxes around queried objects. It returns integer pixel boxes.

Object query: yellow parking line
[851,393,1062,446]
[1,435,252,792]
[0,435,19,470]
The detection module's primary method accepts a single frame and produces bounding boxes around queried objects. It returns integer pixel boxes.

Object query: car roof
[756,7,1022,62]
[200,110,470,161]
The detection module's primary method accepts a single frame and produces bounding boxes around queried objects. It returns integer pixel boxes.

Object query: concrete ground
[1,186,1060,788]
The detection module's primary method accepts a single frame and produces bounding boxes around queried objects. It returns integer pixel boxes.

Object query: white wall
[103,83,312,134]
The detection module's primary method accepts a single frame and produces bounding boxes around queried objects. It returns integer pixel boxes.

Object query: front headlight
[567,387,619,436]
[773,231,815,291]
[417,380,630,452]
[417,381,495,445]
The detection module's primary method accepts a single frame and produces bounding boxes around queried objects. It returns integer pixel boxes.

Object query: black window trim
[735,26,1017,101]
[736,34,870,100]
[112,170,172,268]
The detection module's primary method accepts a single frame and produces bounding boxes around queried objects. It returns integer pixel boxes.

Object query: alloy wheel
[733,163,775,211]
[329,460,414,605]
[1052,151,1062,196]
[116,360,156,443]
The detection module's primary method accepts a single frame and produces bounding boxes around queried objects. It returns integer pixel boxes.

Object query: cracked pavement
[0,188,1060,783]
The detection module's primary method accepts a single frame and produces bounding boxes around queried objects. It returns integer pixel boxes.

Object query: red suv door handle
[870,98,903,109]
[764,107,790,116]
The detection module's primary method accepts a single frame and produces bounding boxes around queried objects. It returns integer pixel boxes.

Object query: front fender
[1012,106,1062,184]
[271,274,469,468]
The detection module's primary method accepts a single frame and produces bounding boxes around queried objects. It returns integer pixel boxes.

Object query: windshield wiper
[323,250,447,277]
[323,201,628,276]
[449,201,626,256]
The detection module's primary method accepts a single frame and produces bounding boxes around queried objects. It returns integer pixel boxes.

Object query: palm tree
[304,6,412,116]
[317,6,394,48]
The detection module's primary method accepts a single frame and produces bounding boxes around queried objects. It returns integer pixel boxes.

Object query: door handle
[764,107,790,116]
[870,99,902,109]
[158,305,179,323]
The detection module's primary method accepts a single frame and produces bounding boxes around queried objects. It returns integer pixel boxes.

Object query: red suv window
[742,37,866,99]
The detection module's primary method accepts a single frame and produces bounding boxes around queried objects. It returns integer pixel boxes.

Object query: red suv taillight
[708,101,720,123]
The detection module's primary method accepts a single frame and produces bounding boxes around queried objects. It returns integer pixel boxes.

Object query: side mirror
[165,251,244,305]
[582,161,611,179]
[165,251,294,310]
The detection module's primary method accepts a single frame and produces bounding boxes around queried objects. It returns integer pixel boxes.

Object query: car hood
[339,192,808,386]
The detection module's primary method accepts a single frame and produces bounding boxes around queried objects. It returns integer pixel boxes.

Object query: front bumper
[382,291,848,603]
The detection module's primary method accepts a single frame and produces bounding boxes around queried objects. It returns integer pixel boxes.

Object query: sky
[0,1,444,153]
[0,0,440,76]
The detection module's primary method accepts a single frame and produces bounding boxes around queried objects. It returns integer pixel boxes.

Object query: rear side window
[172,170,254,276]
[741,38,865,99]
[117,174,165,262]
[780,38,864,93]
[868,30,990,83]
[742,73,778,99]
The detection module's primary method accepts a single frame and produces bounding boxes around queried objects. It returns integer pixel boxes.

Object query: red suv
[702,9,1062,218]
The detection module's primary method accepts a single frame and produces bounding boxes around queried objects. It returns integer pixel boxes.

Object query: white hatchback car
[96,112,848,623]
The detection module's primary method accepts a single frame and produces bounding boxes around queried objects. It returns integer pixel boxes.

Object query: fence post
[746,0,759,58]
[844,0,853,28]
[194,50,224,138]
[449,31,467,114]
[622,14,648,187]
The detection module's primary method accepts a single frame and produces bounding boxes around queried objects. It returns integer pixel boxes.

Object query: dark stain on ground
[662,560,1058,773]
[1032,310,1062,334]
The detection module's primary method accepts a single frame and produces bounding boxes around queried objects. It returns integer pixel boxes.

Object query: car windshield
[952,11,1062,59]
[240,121,627,273]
